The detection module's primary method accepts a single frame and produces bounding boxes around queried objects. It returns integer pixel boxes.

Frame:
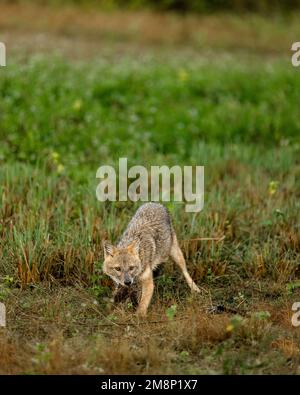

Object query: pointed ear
[127,240,139,256]
[102,241,115,259]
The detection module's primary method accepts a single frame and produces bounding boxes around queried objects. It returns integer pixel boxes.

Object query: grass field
[0,3,300,374]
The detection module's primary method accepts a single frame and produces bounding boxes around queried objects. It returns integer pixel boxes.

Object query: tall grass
[1,142,299,288]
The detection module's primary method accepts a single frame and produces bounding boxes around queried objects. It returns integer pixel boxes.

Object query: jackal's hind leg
[170,235,200,293]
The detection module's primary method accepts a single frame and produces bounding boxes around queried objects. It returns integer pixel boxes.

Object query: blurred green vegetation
[3,0,300,13]
[0,57,299,180]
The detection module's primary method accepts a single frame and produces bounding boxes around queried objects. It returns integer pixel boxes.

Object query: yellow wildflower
[178,69,189,82]
[73,99,83,111]
[268,181,279,196]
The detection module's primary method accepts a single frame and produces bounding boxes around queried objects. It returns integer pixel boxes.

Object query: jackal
[103,202,200,316]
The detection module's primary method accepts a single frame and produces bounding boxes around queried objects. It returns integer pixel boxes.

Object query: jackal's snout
[124,272,133,286]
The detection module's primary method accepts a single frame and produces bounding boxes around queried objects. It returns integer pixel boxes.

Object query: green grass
[1,57,300,172]
[0,53,300,374]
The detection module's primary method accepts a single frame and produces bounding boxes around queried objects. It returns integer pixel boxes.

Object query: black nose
[124,280,131,286]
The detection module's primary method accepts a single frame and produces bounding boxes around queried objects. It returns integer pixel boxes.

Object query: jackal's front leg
[137,268,154,316]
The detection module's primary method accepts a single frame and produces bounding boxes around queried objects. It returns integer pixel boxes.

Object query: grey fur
[118,203,174,268]
[103,202,200,315]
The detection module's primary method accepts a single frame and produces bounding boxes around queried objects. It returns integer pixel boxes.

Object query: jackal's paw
[191,284,201,293]
[136,307,147,317]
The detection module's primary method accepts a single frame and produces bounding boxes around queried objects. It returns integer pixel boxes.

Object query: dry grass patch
[1,3,300,59]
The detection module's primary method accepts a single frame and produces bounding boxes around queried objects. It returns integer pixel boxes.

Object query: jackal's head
[102,240,142,286]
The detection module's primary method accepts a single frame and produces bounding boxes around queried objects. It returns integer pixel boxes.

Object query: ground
[0,3,300,374]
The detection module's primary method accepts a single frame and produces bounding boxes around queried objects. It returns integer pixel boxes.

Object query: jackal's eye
[129,266,135,271]
[114,267,121,272]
